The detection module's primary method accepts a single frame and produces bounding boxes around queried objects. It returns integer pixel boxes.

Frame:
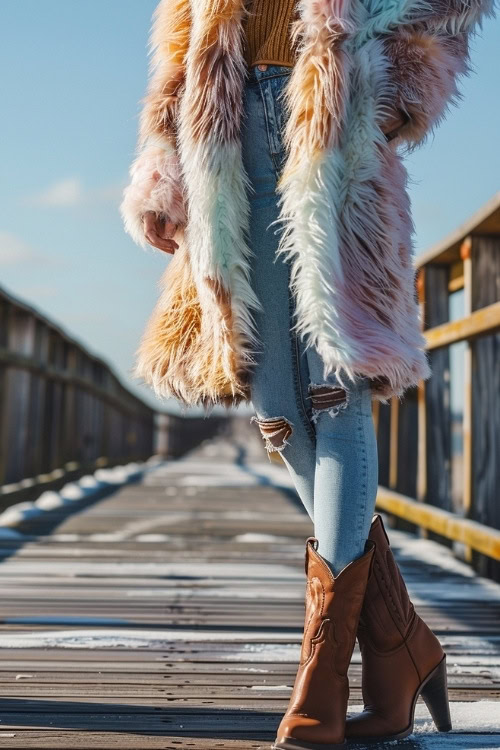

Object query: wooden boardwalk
[0,436,499,749]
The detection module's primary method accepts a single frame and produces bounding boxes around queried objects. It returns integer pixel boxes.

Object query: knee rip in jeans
[308,384,348,424]
[251,415,293,454]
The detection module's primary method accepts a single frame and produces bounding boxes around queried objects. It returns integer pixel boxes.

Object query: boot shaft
[358,515,444,674]
[302,537,375,672]
[358,515,416,650]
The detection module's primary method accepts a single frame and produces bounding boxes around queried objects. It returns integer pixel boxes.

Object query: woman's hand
[142,211,179,254]
[381,108,409,141]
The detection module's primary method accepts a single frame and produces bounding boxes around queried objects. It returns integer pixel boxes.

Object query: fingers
[143,211,179,254]
[143,211,161,235]
[162,221,177,239]
[145,231,178,254]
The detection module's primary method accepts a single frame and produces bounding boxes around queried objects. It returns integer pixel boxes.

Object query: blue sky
[1,1,498,412]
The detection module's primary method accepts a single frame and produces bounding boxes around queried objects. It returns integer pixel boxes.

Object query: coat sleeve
[120,0,191,247]
[382,0,496,146]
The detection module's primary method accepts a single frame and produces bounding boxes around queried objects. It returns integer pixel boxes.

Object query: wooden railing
[374,229,500,579]
[0,286,156,509]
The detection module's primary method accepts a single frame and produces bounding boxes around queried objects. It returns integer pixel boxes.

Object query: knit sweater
[243,0,299,68]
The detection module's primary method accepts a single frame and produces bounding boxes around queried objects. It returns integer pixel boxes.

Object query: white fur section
[120,142,187,248]
[276,150,356,379]
[181,140,262,344]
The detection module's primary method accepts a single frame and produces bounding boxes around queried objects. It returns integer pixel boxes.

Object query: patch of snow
[59,482,87,501]
[0,460,147,531]
[233,533,288,543]
[79,475,100,489]
[348,702,500,734]
[87,533,128,542]
[0,501,43,527]
[0,628,304,649]
[34,491,73,511]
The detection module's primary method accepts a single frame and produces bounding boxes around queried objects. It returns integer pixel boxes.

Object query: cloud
[93,183,126,203]
[30,177,84,207]
[14,284,57,299]
[0,232,63,267]
[0,232,44,265]
[27,178,125,208]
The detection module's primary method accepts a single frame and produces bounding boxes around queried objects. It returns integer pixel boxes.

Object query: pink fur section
[329,140,431,400]
[384,30,470,146]
[120,144,187,248]
[414,0,495,33]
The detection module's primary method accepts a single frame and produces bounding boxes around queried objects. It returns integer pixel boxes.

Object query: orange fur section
[278,14,351,186]
[139,0,192,145]
[135,246,250,408]
[203,0,246,25]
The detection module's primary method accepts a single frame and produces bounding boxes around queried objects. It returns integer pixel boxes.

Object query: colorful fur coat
[121,0,494,409]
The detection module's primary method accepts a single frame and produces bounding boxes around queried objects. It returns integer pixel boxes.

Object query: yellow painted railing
[376,488,500,561]
[424,300,500,351]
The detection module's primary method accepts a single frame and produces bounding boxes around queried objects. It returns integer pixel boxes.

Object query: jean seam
[294,331,316,437]
[257,79,280,172]
[355,405,370,551]
[287,269,316,445]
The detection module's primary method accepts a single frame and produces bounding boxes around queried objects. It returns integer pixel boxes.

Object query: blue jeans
[241,64,379,575]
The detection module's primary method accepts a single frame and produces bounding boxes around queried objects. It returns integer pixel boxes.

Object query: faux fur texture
[120,0,191,244]
[383,30,470,146]
[120,142,187,247]
[123,0,495,407]
[135,244,250,407]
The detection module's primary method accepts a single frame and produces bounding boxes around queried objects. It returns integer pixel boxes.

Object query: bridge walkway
[0,438,499,749]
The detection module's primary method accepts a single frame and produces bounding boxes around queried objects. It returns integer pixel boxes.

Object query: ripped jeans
[241,64,378,575]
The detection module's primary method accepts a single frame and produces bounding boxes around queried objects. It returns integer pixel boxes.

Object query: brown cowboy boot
[273,537,375,750]
[345,514,452,742]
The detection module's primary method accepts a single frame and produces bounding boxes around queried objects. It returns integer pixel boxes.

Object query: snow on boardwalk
[0,437,499,749]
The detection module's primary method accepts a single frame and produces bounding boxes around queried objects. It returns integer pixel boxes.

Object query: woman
[121,0,492,746]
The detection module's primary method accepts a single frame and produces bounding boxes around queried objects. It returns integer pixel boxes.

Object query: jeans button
[257,63,268,71]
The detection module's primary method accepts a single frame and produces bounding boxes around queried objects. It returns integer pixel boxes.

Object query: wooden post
[424,265,452,513]
[0,302,11,484]
[417,268,427,505]
[461,237,473,562]
[389,396,399,490]
[469,235,500,579]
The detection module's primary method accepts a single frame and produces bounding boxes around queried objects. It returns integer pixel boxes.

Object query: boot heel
[420,656,452,733]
